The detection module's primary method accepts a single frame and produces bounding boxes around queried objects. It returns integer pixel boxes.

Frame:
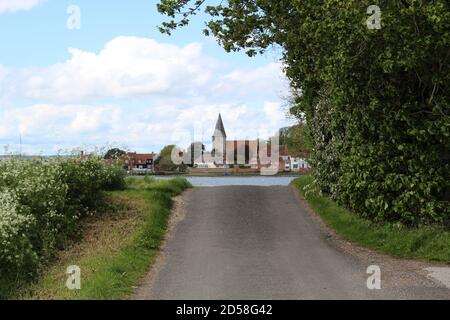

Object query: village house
[123,152,157,175]
[289,152,311,172]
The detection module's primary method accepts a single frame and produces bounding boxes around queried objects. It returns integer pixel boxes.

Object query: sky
[0,0,295,155]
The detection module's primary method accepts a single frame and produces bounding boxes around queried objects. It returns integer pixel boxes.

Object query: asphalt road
[136,186,450,300]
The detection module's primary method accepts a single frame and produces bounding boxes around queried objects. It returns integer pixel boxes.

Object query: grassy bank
[291,176,450,263]
[18,177,191,300]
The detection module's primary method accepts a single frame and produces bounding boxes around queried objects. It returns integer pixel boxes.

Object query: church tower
[212,114,227,165]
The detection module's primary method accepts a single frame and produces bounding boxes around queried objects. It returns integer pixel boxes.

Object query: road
[135,186,450,300]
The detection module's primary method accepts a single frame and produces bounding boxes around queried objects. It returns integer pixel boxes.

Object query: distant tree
[104,148,126,160]
[155,145,187,172]
[278,124,312,154]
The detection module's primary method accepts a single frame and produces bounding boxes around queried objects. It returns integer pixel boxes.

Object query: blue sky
[0,0,294,155]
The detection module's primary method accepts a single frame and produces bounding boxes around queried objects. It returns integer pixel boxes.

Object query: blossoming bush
[0,155,125,296]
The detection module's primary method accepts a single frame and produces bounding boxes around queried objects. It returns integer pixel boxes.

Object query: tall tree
[278,124,312,154]
[157,1,450,226]
[103,148,126,160]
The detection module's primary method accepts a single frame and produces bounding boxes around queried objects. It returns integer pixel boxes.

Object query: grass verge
[18,177,191,300]
[291,176,450,263]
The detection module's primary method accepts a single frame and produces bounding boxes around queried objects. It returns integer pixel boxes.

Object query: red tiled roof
[125,153,156,161]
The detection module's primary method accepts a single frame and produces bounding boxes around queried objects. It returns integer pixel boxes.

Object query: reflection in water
[153,176,300,187]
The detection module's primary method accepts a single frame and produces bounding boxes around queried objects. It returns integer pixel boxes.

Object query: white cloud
[0,0,44,13]
[1,36,286,104]
[0,104,121,138]
[264,101,285,125]
[0,65,6,79]
[23,37,216,103]
[221,62,284,85]
[214,62,288,98]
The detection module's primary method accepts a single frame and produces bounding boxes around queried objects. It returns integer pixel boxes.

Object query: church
[191,114,272,169]
[211,114,259,168]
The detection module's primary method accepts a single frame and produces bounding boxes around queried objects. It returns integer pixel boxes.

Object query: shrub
[0,191,36,276]
[101,165,127,191]
[0,155,125,297]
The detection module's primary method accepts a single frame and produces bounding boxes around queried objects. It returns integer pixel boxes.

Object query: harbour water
[153,175,299,187]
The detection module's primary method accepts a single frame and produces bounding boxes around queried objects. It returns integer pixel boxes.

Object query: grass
[291,176,450,263]
[18,177,191,300]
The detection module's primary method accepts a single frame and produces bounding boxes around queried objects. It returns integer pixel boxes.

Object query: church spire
[214,113,227,138]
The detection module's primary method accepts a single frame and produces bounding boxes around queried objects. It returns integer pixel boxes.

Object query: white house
[291,157,310,171]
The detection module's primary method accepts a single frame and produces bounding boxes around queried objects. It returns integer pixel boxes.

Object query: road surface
[135,186,450,300]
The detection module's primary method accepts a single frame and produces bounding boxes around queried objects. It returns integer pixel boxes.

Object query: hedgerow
[288,1,450,227]
[0,155,125,297]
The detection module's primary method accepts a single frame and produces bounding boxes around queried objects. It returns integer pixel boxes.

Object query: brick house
[123,152,157,174]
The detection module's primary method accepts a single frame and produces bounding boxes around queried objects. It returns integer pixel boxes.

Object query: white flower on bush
[0,190,36,267]
[0,155,125,277]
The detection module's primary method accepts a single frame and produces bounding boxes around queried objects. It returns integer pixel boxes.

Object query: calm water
[153,176,299,187]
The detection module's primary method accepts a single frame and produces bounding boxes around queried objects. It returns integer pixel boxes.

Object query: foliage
[0,155,125,298]
[157,0,450,226]
[278,123,313,153]
[155,145,187,172]
[104,148,126,160]
[101,164,127,191]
